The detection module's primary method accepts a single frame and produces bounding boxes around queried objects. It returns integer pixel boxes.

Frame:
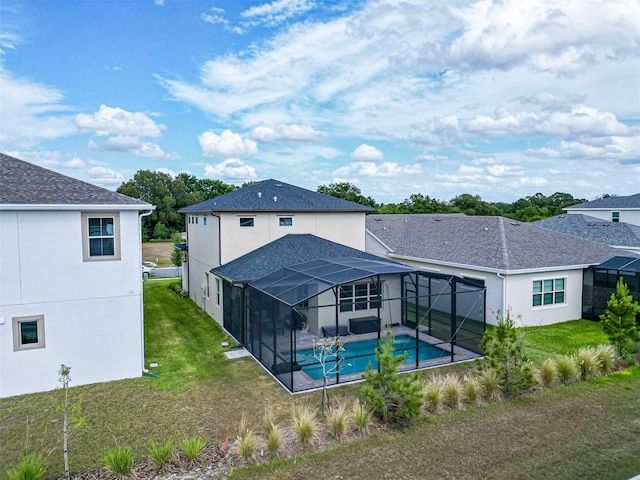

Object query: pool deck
[273,325,479,392]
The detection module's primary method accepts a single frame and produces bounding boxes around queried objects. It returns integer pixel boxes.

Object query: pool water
[296,334,448,380]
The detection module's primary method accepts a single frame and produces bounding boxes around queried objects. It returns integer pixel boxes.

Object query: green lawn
[1,284,636,479]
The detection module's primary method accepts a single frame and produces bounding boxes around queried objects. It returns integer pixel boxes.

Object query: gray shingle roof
[565,193,640,210]
[213,234,387,283]
[366,214,623,272]
[533,214,640,248]
[179,179,375,213]
[0,153,150,207]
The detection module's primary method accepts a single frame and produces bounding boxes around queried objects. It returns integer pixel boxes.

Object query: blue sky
[1,0,639,203]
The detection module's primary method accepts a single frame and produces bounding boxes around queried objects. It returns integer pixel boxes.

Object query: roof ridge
[497,217,510,270]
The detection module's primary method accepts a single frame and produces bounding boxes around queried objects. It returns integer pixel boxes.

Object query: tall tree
[317,182,377,208]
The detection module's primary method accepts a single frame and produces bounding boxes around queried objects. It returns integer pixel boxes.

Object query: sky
[1,0,639,204]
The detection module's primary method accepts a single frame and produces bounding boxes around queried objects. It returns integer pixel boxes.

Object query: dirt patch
[143,242,175,266]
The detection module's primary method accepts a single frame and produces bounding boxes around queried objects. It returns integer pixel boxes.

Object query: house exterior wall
[185,210,367,326]
[0,209,144,397]
[567,209,640,226]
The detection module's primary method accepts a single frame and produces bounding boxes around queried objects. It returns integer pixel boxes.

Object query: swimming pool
[296,334,448,380]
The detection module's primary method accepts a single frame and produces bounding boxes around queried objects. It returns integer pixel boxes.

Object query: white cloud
[88,135,180,159]
[204,158,257,180]
[199,129,258,157]
[350,144,383,162]
[63,156,85,168]
[87,166,124,185]
[335,161,421,178]
[155,167,177,178]
[75,105,165,137]
[0,67,76,149]
[249,124,329,143]
[241,0,314,27]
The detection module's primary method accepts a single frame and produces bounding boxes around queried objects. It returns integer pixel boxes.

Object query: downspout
[496,272,506,321]
[139,209,154,374]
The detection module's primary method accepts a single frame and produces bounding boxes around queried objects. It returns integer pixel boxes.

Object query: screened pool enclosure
[221,257,486,393]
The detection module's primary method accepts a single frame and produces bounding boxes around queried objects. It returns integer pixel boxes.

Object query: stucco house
[533,214,640,255]
[365,214,623,327]
[0,153,154,398]
[179,182,486,392]
[565,193,640,226]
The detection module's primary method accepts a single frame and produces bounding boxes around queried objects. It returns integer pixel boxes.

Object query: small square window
[240,217,254,227]
[279,217,293,226]
[612,211,620,222]
[13,315,45,351]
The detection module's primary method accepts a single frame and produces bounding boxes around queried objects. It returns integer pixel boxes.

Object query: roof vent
[484,227,489,231]
[373,217,382,221]
[435,217,443,221]
[258,192,262,198]
[273,196,278,202]
[587,222,595,226]
[275,183,283,187]
[510,221,519,226]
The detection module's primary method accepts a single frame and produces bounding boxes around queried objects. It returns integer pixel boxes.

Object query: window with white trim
[82,212,120,261]
[239,217,254,227]
[339,282,382,312]
[533,278,565,307]
[279,217,293,226]
[13,315,45,351]
[612,211,620,222]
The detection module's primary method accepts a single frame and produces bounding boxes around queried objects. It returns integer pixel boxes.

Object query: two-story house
[565,193,640,226]
[0,153,154,398]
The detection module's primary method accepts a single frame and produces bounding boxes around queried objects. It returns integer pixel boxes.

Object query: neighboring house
[178,179,374,324]
[534,214,640,255]
[366,214,623,327]
[0,153,154,398]
[565,193,640,226]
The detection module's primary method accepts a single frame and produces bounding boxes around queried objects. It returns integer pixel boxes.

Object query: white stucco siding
[217,211,367,265]
[0,295,142,397]
[1,210,142,306]
[567,209,640,226]
[505,270,584,326]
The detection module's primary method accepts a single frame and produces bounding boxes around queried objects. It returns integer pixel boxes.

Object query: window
[205,273,210,298]
[82,212,120,261]
[203,217,207,226]
[279,217,293,226]
[215,278,221,306]
[13,315,45,351]
[612,211,620,222]
[339,283,382,312]
[239,217,254,227]
[533,278,565,307]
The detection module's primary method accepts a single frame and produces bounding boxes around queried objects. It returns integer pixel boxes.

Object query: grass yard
[229,367,640,480]
[1,283,637,479]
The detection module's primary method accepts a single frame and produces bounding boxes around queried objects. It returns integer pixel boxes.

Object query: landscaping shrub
[261,405,279,435]
[236,432,257,463]
[576,347,601,381]
[441,374,463,410]
[104,446,133,475]
[265,425,283,458]
[237,413,253,442]
[327,402,349,442]
[555,355,578,384]
[352,400,373,436]
[595,345,616,374]
[423,380,442,413]
[292,404,318,446]
[167,282,188,298]
[463,375,482,406]
[180,437,205,460]
[148,441,172,467]
[6,454,47,480]
[478,368,502,401]
[538,358,558,388]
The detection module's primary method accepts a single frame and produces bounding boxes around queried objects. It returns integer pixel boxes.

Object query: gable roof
[565,193,640,210]
[213,234,388,283]
[0,153,151,209]
[366,214,623,272]
[178,179,375,213]
[533,214,640,248]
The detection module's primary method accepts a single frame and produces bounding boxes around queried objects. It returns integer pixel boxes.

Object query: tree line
[117,171,588,240]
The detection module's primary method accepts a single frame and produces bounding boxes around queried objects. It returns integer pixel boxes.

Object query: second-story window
[239,217,254,227]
